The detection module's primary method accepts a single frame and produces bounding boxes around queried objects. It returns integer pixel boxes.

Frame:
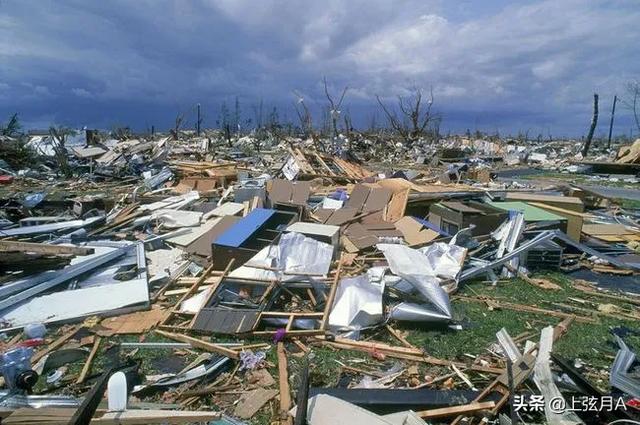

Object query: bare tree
[323,77,348,138]
[216,102,233,147]
[196,103,203,136]
[376,86,439,143]
[49,126,73,178]
[292,90,313,137]
[233,96,241,138]
[112,126,131,140]
[1,113,21,137]
[367,112,378,133]
[343,109,353,139]
[252,99,264,131]
[267,106,281,136]
[621,81,640,134]
[169,113,184,140]
[581,93,599,157]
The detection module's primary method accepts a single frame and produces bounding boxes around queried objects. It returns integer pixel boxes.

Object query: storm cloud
[1,0,638,136]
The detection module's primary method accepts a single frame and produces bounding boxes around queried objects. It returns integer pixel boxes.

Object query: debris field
[0,128,639,425]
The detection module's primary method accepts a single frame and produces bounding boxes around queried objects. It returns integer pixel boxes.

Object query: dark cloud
[0,0,638,136]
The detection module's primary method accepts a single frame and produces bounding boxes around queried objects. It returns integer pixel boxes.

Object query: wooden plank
[316,337,503,375]
[385,324,419,350]
[454,295,597,323]
[76,336,101,384]
[384,188,409,222]
[161,263,216,327]
[0,241,94,255]
[321,255,343,331]
[188,259,235,328]
[312,152,336,176]
[3,408,221,424]
[277,342,293,424]
[234,388,279,419]
[99,308,167,335]
[572,282,640,306]
[293,148,315,173]
[32,325,81,364]
[417,401,496,419]
[154,330,239,360]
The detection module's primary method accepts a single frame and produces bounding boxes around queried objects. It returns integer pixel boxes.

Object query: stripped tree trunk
[582,93,599,157]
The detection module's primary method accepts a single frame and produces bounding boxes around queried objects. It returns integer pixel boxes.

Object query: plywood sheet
[364,187,392,212]
[325,207,358,226]
[395,216,439,246]
[582,223,637,236]
[98,308,167,335]
[347,185,370,211]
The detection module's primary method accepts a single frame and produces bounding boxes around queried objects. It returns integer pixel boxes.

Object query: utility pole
[196,103,201,136]
[607,95,617,149]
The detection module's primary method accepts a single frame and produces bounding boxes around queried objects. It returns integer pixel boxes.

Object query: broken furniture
[192,276,329,336]
[429,201,508,236]
[210,208,297,269]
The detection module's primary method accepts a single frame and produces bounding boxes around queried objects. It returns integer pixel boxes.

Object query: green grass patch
[519,171,639,189]
[411,273,640,369]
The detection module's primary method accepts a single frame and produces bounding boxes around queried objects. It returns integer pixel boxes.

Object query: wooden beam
[385,324,419,350]
[161,262,217,328]
[188,259,235,328]
[2,407,221,424]
[76,336,101,384]
[32,325,81,364]
[154,330,239,360]
[0,241,95,256]
[277,342,293,425]
[454,295,597,323]
[321,254,343,331]
[417,401,496,419]
[315,337,503,375]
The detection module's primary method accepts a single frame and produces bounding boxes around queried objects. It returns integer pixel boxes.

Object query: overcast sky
[1,0,638,137]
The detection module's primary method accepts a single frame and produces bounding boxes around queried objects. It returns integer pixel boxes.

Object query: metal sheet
[328,274,384,331]
[496,328,521,363]
[150,209,203,228]
[1,277,150,329]
[0,216,103,237]
[134,356,231,391]
[533,326,583,425]
[230,232,333,281]
[460,231,557,281]
[389,301,451,322]
[0,244,130,310]
[377,243,457,322]
[1,243,149,328]
[610,335,640,398]
[0,391,81,409]
[138,191,199,212]
[378,243,465,282]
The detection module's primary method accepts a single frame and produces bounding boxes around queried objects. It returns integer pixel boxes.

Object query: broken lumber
[277,342,293,424]
[2,407,221,424]
[417,401,496,419]
[455,295,597,323]
[314,336,503,375]
[33,326,81,364]
[76,336,102,384]
[0,241,94,256]
[154,330,239,360]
